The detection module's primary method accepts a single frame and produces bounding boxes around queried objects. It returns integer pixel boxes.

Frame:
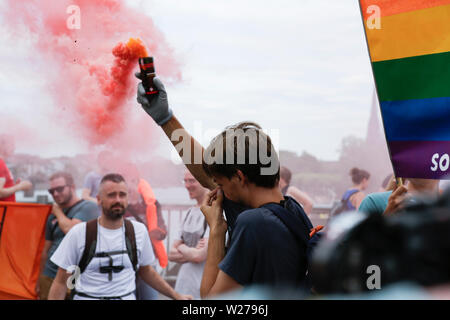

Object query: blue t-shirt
[219,197,310,288]
[358,191,392,215]
[44,200,100,278]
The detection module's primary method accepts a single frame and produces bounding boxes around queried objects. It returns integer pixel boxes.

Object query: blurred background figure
[119,162,167,300]
[38,171,99,300]
[310,189,450,297]
[359,178,439,216]
[341,167,370,211]
[0,133,32,201]
[82,150,115,203]
[279,166,314,214]
[168,170,209,300]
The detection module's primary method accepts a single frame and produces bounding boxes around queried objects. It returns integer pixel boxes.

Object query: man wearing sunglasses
[48,173,192,300]
[37,172,99,300]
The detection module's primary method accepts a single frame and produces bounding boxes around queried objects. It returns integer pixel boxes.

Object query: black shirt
[219,196,310,288]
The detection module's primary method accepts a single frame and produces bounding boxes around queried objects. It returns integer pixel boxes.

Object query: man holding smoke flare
[135,70,313,298]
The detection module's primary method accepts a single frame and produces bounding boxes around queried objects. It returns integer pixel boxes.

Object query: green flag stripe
[373,50,450,102]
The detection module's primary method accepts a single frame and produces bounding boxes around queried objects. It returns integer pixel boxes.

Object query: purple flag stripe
[388,141,450,180]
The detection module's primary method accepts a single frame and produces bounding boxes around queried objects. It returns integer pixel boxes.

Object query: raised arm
[0,178,32,199]
[161,116,216,190]
[136,75,216,190]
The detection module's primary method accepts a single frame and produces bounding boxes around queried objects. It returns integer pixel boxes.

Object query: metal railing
[158,204,333,283]
[159,204,192,284]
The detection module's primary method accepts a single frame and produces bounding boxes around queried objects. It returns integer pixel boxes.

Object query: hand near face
[52,202,64,216]
[200,187,227,234]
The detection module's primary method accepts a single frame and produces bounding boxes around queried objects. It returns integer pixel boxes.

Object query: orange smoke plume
[126,38,148,58]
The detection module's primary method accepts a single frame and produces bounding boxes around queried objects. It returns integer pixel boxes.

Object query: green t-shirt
[358,191,392,215]
[43,200,99,278]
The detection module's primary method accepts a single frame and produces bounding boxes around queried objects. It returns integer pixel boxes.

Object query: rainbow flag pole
[359,0,450,179]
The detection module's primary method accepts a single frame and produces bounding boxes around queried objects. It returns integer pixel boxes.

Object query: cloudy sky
[0,0,378,161]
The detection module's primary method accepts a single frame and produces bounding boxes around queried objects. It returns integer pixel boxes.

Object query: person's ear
[236,170,247,186]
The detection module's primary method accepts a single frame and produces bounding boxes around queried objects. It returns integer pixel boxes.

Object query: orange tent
[0,202,51,300]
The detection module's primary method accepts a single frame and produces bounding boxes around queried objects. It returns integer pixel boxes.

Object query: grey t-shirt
[44,200,100,278]
[83,171,102,198]
[174,207,209,300]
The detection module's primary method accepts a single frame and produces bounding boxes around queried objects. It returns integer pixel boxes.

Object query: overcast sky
[0,0,378,161]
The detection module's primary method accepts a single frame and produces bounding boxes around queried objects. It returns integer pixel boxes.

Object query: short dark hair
[49,172,75,186]
[280,166,292,185]
[100,173,126,185]
[350,167,370,184]
[202,121,280,188]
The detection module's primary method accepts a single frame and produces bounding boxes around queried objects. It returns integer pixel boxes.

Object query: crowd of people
[0,73,449,300]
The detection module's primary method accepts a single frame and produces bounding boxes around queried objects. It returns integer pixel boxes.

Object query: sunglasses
[48,185,68,195]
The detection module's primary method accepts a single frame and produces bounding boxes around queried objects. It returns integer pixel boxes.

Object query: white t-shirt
[51,219,156,300]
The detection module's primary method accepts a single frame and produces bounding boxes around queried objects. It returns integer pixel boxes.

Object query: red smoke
[2,0,182,154]
[85,38,149,142]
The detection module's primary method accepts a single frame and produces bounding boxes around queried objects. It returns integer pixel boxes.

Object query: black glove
[135,72,173,126]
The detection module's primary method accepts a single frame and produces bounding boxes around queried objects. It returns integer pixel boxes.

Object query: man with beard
[48,173,192,300]
[37,172,99,300]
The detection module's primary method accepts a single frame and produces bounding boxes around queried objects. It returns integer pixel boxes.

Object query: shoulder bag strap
[262,203,310,248]
[50,200,86,240]
[78,219,98,274]
[124,219,138,272]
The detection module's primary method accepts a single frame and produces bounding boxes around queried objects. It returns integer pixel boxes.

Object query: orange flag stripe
[364,4,450,62]
[360,0,450,19]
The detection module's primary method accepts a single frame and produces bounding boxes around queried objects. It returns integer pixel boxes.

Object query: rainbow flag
[360,0,450,179]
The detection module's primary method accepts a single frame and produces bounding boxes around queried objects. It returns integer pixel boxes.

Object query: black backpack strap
[124,219,138,272]
[343,189,361,210]
[78,219,98,274]
[262,203,310,248]
[66,200,86,219]
[342,189,360,202]
[201,218,208,238]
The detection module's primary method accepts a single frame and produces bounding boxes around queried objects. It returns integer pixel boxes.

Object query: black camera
[310,192,450,294]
